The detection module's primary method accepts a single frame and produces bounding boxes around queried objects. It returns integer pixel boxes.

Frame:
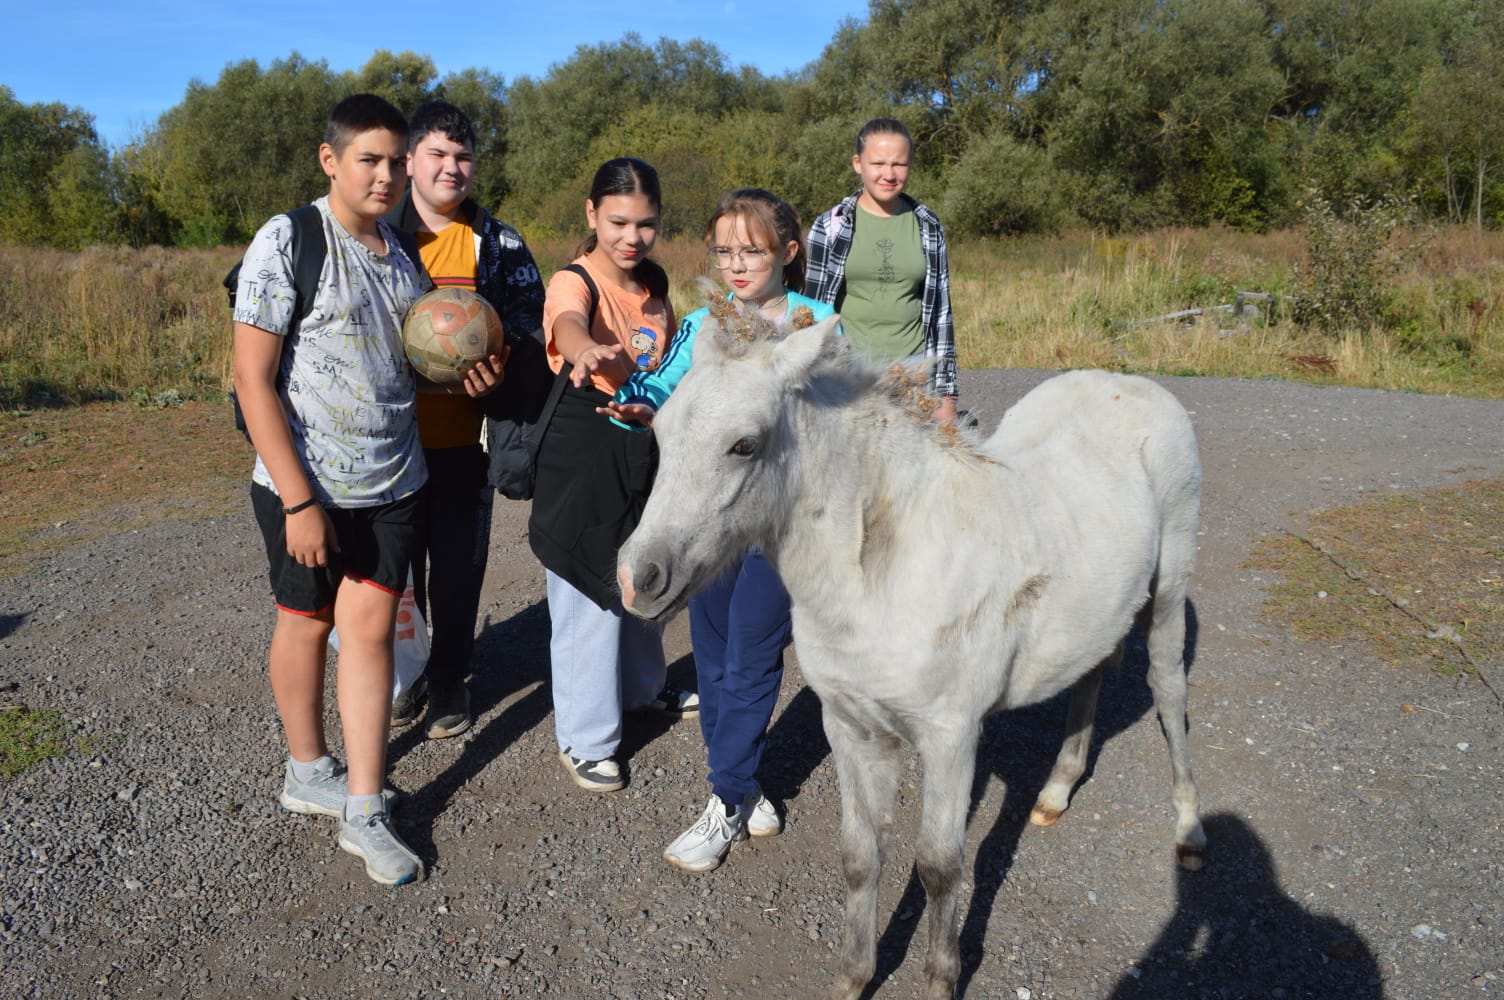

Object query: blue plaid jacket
[804,190,957,397]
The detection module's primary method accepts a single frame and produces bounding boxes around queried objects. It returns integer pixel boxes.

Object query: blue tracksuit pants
[688,550,792,808]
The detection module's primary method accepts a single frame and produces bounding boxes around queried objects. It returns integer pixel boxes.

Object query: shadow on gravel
[387,601,554,850]
[0,612,28,640]
[762,684,831,805]
[618,651,701,771]
[860,602,1204,999]
[1106,813,1381,999]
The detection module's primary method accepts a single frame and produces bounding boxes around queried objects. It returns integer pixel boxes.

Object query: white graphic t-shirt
[234,197,428,507]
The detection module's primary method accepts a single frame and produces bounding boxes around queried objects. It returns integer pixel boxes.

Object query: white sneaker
[663,794,748,872]
[747,789,782,838]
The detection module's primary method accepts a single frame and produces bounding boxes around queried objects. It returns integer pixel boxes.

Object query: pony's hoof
[1029,802,1063,826]
[829,978,864,1000]
[923,977,958,1000]
[1175,842,1207,871]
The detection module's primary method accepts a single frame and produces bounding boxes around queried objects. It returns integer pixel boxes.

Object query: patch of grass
[1248,477,1504,678]
[4,227,1504,410]
[0,400,248,577]
[0,705,72,781]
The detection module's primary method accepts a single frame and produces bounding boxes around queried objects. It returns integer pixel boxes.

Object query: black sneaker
[425,681,472,740]
[391,675,428,728]
[640,684,700,719]
[558,750,625,792]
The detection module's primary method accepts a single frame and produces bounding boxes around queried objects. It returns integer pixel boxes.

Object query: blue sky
[7,0,869,149]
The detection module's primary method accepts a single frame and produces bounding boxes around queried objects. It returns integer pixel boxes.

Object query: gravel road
[3,370,1502,999]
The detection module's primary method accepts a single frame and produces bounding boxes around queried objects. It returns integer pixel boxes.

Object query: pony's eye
[729,437,759,457]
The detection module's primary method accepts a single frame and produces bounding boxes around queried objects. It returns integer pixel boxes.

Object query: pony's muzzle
[617,556,668,619]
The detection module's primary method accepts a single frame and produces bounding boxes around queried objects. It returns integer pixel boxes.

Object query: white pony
[618,311,1206,1000]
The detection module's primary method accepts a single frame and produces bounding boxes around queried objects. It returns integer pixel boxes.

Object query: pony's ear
[771,313,842,384]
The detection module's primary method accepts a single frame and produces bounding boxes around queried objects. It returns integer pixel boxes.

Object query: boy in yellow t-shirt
[384,101,546,740]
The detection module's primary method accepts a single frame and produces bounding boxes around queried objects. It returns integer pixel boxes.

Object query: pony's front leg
[914,722,980,1000]
[823,709,904,1000]
[1030,655,1110,826]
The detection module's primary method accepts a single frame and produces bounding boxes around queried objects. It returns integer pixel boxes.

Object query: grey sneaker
[391,675,428,728]
[663,794,748,873]
[279,758,399,817]
[424,681,472,739]
[559,750,625,792]
[339,804,423,886]
[641,684,700,719]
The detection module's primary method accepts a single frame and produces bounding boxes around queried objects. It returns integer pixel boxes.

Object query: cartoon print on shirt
[631,327,660,370]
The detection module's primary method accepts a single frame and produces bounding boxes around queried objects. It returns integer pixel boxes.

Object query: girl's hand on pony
[596,400,657,426]
[571,342,628,386]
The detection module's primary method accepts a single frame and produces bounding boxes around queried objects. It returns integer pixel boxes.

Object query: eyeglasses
[709,245,772,270]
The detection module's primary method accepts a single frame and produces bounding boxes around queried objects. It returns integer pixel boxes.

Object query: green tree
[941,130,1067,234]
[351,50,437,115]
[0,87,118,246]
[1019,0,1287,230]
[114,127,174,247]
[1265,0,1453,204]
[155,53,342,244]
[503,35,774,223]
[46,144,119,248]
[865,0,1036,144]
[1401,1,1504,227]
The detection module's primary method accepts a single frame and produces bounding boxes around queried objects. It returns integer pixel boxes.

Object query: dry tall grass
[2,226,1502,409]
[952,227,1504,397]
[0,244,238,407]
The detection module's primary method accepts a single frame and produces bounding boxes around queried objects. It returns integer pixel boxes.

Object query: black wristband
[281,497,318,516]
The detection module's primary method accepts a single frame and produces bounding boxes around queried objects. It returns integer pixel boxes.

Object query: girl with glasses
[601,188,836,871]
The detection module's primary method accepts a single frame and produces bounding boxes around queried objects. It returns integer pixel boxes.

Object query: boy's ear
[319,143,338,179]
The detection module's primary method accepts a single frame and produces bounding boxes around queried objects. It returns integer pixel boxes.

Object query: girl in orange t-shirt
[528,158,697,793]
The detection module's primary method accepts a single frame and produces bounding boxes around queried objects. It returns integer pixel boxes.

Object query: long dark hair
[704,188,807,293]
[576,157,662,257]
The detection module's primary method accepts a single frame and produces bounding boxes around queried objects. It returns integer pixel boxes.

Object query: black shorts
[251,482,428,615]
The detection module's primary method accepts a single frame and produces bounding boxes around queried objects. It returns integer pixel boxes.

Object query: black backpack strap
[532,262,599,460]
[384,222,433,294]
[286,203,326,323]
[560,263,600,326]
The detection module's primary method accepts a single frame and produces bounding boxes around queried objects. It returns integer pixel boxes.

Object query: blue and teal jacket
[611,290,836,428]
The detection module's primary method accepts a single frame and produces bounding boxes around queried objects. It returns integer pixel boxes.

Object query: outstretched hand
[596,401,657,427]
[571,343,627,386]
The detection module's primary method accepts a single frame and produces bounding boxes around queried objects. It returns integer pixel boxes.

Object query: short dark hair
[407,100,475,152]
[856,117,912,156]
[324,94,408,152]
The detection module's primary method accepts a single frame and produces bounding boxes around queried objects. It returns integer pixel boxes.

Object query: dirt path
[2,371,1502,999]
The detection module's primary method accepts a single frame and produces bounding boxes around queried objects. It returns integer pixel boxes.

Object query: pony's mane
[696,279,969,448]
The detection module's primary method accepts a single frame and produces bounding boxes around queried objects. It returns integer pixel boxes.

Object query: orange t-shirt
[542,256,675,395]
[414,219,484,449]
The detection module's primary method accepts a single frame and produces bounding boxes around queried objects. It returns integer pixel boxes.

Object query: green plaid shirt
[804,190,957,398]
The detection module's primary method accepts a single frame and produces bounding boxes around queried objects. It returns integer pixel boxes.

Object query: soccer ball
[401,288,504,384]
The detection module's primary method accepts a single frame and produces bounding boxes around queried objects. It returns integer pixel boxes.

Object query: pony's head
[618,308,846,621]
